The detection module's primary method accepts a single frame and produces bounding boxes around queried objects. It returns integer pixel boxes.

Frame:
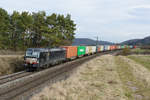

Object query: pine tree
[0,8,76,50]
[0,8,10,49]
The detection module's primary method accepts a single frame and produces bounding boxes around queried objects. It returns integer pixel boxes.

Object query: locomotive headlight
[32,58,37,61]
[32,58,38,64]
[25,58,38,64]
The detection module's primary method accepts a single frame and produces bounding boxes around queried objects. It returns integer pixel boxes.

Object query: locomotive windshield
[25,50,40,58]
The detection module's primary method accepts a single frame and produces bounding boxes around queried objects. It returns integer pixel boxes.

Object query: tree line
[0,8,76,50]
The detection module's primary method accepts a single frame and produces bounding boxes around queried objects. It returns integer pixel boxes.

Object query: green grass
[128,55,150,70]
[131,48,150,53]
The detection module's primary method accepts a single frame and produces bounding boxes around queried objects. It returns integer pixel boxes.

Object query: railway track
[0,71,33,85]
[0,50,121,100]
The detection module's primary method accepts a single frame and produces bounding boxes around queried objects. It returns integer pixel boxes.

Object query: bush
[121,48,131,56]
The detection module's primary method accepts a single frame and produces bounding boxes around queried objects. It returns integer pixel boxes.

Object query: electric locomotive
[24,48,66,70]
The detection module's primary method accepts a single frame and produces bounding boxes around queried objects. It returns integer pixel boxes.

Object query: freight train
[24,45,135,71]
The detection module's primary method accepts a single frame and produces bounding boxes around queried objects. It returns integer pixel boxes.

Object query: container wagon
[96,45,101,52]
[100,45,104,52]
[77,46,86,57]
[121,45,125,49]
[107,45,111,51]
[110,45,115,51]
[62,46,77,60]
[91,46,96,54]
[86,46,93,55]
[104,45,110,51]
[117,45,121,49]
[114,45,117,50]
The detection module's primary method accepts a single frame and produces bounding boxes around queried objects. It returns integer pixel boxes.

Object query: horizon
[74,35,149,43]
[0,0,150,42]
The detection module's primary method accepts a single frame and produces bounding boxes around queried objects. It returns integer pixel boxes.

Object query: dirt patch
[0,55,24,76]
[30,55,128,100]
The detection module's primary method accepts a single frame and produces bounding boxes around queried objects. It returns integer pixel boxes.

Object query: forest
[0,8,76,50]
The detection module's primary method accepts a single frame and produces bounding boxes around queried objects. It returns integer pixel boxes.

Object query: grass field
[128,55,150,70]
[115,56,150,100]
[30,54,150,100]
[131,48,150,53]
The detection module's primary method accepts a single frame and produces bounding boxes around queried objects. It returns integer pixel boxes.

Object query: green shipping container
[77,46,86,56]
[121,45,125,49]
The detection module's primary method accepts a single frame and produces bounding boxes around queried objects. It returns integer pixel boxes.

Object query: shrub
[121,48,131,56]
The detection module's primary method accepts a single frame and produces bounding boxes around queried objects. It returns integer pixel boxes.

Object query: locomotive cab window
[25,50,40,58]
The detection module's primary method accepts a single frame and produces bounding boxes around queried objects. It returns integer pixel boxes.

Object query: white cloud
[0,0,150,42]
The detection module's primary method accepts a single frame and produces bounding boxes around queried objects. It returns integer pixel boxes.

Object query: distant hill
[122,36,150,45]
[72,38,113,46]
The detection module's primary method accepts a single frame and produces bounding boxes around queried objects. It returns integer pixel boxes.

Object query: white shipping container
[86,46,89,54]
[108,45,110,50]
[118,45,121,49]
[86,46,92,54]
[100,45,104,51]
[91,46,96,53]
[104,45,110,51]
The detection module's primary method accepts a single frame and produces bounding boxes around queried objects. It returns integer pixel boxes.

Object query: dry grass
[128,55,150,70]
[0,50,24,55]
[30,55,128,100]
[131,48,150,53]
[116,56,150,100]
[30,54,150,100]
[119,56,150,86]
[0,55,24,76]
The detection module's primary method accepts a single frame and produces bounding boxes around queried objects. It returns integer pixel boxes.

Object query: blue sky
[0,0,150,43]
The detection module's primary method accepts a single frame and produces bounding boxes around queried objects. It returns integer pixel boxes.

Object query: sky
[0,0,150,43]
